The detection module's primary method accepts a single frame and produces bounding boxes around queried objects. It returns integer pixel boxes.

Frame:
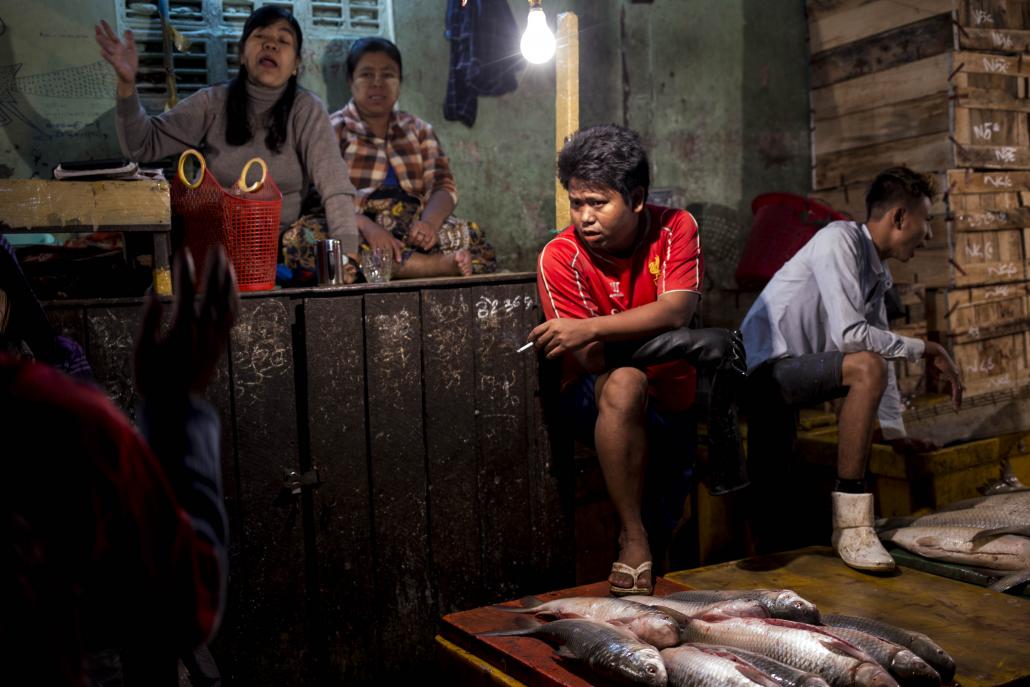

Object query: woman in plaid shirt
[328,38,497,279]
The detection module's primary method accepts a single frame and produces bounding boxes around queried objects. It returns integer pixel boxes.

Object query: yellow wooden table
[438,548,1030,687]
[667,546,1030,687]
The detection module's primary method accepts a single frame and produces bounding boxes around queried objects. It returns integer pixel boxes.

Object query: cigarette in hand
[516,342,534,353]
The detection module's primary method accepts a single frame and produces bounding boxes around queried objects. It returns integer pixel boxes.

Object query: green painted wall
[0,0,810,274]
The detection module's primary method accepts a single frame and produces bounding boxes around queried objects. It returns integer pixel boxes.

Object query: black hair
[865,167,937,222]
[346,37,403,82]
[557,125,650,204]
[225,6,303,153]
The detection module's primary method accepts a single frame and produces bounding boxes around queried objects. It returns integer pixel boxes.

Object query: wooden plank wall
[43,274,572,685]
[807,0,1030,400]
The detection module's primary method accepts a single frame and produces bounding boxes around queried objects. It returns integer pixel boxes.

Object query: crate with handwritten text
[809,0,1030,193]
[809,1,1030,94]
[812,49,1030,191]
[952,328,1030,395]
[933,281,1030,342]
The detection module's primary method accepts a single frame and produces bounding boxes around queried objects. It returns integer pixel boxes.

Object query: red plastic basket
[734,192,850,290]
[171,149,282,291]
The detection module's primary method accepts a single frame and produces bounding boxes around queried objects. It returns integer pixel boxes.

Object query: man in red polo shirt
[530,125,745,596]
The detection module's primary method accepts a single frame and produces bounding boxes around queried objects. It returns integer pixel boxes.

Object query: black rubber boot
[704,364,749,495]
[605,327,749,495]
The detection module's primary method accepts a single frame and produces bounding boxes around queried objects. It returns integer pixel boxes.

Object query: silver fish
[678,615,897,687]
[821,615,954,684]
[624,595,770,619]
[495,596,686,649]
[690,644,830,687]
[935,491,1030,514]
[666,589,821,624]
[661,644,779,687]
[879,525,1030,571]
[896,509,1030,542]
[481,617,667,686]
[820,626,940,686]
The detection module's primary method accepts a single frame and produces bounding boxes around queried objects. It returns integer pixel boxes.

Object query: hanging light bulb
[520,0,556,64]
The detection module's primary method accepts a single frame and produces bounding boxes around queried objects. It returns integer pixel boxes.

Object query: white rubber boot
[831,491,896,572]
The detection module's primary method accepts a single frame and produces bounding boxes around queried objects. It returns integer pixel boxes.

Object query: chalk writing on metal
[475,295,535,319]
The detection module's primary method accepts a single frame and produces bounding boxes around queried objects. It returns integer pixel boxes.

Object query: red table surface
[439,578,692,687]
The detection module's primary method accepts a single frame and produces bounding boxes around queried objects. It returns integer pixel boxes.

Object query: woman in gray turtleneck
[95,7,359,255]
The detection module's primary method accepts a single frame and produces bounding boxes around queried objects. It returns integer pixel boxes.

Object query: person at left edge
[95,7,360,258]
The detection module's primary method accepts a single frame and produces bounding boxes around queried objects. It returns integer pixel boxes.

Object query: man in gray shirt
[740,167,962,571]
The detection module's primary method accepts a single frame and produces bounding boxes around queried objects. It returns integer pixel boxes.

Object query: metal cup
[316,238,347,286]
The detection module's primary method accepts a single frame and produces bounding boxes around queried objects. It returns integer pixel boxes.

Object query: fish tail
[490,596,543,613]
[988,568,1030,593]
[477,615,542,637]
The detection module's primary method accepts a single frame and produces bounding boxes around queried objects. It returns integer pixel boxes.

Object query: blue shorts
[562,374,697,534]
[561,374,696,448]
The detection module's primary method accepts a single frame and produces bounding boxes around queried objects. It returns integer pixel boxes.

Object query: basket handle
[238,157,268,193]
[177,148,206,189]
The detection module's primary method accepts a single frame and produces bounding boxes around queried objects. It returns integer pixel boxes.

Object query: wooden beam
[555,12,579,231]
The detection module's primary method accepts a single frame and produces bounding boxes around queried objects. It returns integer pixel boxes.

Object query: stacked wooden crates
[808,0,1030,398]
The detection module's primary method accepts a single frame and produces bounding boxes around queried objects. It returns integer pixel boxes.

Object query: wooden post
[555,12,579,231]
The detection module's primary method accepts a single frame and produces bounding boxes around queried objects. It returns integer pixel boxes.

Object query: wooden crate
[810,1,1030,80]
[807,0,954,56]
[952,328,1030,393]
[952,226,1028,286]
[942,280,1030,341]
[892,311,929,398]
[812,51,1030,189]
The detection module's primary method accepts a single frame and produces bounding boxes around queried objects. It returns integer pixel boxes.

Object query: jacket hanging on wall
[444,0,525,127]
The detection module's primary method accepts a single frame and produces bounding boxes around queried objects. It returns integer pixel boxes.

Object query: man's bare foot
[609,531,652,592]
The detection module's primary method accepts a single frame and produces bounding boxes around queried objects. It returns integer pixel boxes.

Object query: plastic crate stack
[808,0,1030,399]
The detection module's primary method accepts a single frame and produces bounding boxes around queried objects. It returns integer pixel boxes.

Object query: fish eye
[646,665,657,674]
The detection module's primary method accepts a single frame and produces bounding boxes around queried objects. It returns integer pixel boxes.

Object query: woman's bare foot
[394,251,471,279]
[454,249,473,276]
[609,531,652,593]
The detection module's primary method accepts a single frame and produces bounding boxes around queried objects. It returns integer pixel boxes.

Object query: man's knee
[844,351,888,394]
[597,367,649,416]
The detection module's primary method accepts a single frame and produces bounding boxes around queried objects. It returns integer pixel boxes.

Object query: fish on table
[689,644,830,687]
[624,595,771,620]
[678,614,897,687]
[818,625,940,686]
[665,589,821,624]
[821,615,954,685]
[878,525,1030,571]
[661,643,780,687]
[480,617,667,686]
[493,596,688,648]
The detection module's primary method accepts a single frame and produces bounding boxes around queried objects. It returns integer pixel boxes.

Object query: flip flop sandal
[608,561,653,597]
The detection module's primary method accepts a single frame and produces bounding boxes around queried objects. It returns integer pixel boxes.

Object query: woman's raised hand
[95,19,139,86]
